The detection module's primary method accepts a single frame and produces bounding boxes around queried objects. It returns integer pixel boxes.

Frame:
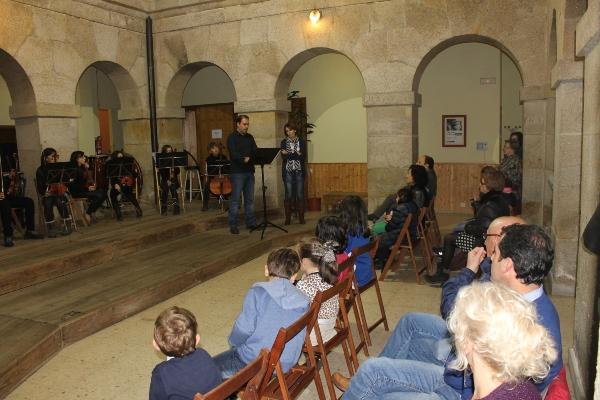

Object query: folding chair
[10,208,25,235]
[350,240,389,353]
[306,276,360,400]
[154,166,185,213]
[67,194,89,230]
[194,349,270,400]
[338,255,370,357]
[425,196,441,246]
[416,207,437,276]
[379,213,426,283]
[257,302,326,400]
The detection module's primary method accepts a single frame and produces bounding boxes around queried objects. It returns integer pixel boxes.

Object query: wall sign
[442,115,467,147]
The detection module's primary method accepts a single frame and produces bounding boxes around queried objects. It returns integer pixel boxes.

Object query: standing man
[227,115,258,234]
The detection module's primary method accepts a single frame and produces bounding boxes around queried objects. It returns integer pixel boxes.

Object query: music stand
[105,157,136,180]
[155,152,187,212]
[250,148,287,240]
[45,162,78,186]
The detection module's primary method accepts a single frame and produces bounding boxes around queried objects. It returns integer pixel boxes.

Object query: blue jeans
[228,172,256,228]
[343,313,457,400]
[283,170,304,201]
[213,348,247,379]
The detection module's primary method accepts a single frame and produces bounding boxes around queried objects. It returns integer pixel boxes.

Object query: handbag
[455,231,483,253]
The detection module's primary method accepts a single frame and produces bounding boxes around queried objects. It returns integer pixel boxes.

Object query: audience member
[315,215,348,265]
[213,248,309,378]
[447,282,557,400]
[338,195,374,287]
[418,154,437,199]
[499,140,522,210]
[297,238,340,345]
[333,223,562,400]
[510,131,524,160]
[150,306,221,400]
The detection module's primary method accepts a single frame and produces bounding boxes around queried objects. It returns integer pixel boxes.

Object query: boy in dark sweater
[150,306,221,400]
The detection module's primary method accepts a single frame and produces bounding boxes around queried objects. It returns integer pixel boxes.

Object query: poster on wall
[442,115,467,147]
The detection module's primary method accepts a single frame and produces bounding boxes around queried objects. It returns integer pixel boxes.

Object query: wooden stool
[184,166,203,203]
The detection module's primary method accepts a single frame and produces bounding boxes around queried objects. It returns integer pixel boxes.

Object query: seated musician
[107,150,142,221]
[159,144,180,216]
[68,151,108,225]
[35,148,72,237]
[0,168,44,247]
[202,142,229,211]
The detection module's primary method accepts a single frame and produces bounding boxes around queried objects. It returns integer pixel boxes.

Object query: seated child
[338,195,374,286]
[297,238,340,345]
[315,215,348,266]
[214,248,310,378]
[150,306,221,400]
[374,187,419,269]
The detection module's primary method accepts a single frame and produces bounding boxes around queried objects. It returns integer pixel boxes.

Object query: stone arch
[274,47,365,101]
[75,61,143,113]
[0,48,36,108]
[164,62,237,110]
[412,34,524,91]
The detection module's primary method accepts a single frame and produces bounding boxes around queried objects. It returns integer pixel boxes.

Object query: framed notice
[442,115,467,147]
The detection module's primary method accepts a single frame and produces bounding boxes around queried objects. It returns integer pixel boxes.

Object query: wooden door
[194,103,235,173]
[98,108,112,153]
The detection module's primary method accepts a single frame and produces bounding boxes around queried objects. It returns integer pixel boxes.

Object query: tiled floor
[6,213,575,400]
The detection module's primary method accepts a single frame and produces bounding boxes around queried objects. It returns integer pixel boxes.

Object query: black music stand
[156,152,188,169]
[250,148,287,240]
[45,162,78,186]
[105,157,136,180]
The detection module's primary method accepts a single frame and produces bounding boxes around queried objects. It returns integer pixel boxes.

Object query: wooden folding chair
[425,196,441,246]
[257,302,326,400]
[350,240,389,353]
[337,255,369,357]
[307,276,360,400]
[416,207,437,276]
[379,213,426,283]
[67,195,90,230]
[194,349,270,400]
[10,208,25,235]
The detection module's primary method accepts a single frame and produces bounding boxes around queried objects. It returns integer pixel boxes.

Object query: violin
[49,182,68,196]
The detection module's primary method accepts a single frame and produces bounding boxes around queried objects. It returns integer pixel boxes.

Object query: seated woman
[107,150,142,220]
[202,142,229,211]
[373,187,419,269]
[448,282,557,400]
[425,168,510,285]
[369,164,430,221]
[338,195,374,287]
[68,151,108,225]
[35,147,71,237]
[158,144,180,215]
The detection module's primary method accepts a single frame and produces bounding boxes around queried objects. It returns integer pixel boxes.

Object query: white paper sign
[211,129,223,139]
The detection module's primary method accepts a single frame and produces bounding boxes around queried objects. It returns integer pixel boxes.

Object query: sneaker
[24,231,44,240]
[424,272,449,285]
[4,236,14,247]
[230,226,240,235]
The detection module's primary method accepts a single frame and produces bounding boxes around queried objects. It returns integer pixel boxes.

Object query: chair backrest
[194,349,270,400]
[255,302,320,396]
[393,212,413,247]
[351,240,377,260]
[337,253,358,276]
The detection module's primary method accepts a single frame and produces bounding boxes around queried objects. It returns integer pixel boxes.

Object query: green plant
[287,91,315,139]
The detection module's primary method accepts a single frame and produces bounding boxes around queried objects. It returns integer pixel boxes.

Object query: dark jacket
[67,166,88,196]
[386,201,419,240]
[149,348,222,400]
[465,190,510,238]
[411,186,430,208]
[583,203,600,255]
[35,166,47,196]
[279,137,307,180]
[227,131,257,174]
[426,169,437,198]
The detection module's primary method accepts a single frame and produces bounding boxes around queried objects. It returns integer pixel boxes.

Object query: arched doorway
[0,49,38,198]
[75,66,123,154]
[276,49,367,204]
[413,36,523,213]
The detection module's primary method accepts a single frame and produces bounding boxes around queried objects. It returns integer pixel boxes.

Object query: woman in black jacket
[68,151,107,224]
[280,122,307,224]
[425,169,510,285]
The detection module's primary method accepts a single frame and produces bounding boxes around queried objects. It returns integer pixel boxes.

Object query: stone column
[364,91,419,211]
[157,107,186,151]
[234,98,289,210]
[10,102,79,201]
[549,60,584,296]
[520,85,554,225]
[118,108,154,203]
[573,5,600,397]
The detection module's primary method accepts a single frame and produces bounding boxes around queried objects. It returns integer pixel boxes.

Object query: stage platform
[0,204,314,399]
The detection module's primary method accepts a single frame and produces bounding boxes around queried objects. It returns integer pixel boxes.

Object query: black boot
[46,222,58,238]
[284,201,291,225]
[298,200,306,224]
[173,204,180,215]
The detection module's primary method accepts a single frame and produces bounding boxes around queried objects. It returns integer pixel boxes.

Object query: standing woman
[280,122,307,225]
[68,151,108,224]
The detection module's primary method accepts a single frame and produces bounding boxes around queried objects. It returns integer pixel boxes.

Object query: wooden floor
[0,203,314,399]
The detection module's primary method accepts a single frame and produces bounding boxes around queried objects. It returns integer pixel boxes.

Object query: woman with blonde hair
[447,282,557,399]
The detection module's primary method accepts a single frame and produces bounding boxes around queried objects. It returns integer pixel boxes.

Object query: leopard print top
[297,273,339,319]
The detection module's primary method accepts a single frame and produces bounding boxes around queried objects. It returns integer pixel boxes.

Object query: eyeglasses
[483,233,500,240]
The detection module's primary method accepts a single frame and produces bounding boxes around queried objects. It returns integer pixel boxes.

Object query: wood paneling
[435,163,497,213]
[307,163,367,199]
[193,103,235,172]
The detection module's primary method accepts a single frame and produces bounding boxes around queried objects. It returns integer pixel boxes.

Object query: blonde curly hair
[447,282,557,384]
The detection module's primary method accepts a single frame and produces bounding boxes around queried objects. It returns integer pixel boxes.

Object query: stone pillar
[10,103,79,201]
[572,5,600,397]
[364,91,419,212]
[118,108,154,203]
[234,98,289,210]
[157,107,186,151]
[548,60,583,297]
[520,85,554,225]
